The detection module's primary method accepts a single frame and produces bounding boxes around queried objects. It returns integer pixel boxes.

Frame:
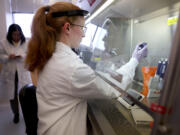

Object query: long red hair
[25,2,81,72]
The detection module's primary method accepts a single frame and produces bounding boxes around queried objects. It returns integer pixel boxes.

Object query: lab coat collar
[12,41,21,47]
[55,42,77,56]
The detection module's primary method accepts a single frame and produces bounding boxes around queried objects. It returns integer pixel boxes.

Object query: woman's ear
[63,22,71,34]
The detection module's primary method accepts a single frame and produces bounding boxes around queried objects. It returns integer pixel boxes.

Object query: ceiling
[11,0,180,25]
[11,0,104,13]
[11,0,74,13]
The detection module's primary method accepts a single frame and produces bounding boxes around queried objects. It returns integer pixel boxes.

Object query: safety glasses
[70,23,87,33]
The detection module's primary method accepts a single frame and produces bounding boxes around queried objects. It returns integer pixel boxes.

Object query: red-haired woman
[25,2,147,135]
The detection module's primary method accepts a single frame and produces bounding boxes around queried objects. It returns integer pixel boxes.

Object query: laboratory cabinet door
[151,13,180,135]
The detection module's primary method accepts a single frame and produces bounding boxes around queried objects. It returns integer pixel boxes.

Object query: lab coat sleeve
[70,63,121,99]
[115,57,139,90]
[0,41,9,64]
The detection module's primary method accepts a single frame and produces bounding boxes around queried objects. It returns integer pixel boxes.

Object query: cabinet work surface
[87,99,152,135]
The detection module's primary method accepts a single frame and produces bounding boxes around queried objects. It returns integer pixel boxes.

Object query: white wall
[0,0,13,39]
[0,0,8,39]
[5,0,13,31]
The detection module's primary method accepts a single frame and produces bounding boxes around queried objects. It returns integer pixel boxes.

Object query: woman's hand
[15,55,22,59]
[9,54,22,59]
[132,42,148,62]
[9,54,16,59]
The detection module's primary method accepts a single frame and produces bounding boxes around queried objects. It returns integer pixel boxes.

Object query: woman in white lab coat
[25,2,147,135]
[0,24,31,123]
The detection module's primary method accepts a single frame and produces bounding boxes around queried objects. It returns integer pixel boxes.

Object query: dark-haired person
[25,2,147,135]
[0,24,31,123]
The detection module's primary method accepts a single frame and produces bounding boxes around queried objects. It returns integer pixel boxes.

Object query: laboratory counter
[87,99,152,135]
[86,72,158,135]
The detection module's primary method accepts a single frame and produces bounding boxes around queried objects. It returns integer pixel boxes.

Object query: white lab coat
[36,42,138,135]
[0,39,32,100]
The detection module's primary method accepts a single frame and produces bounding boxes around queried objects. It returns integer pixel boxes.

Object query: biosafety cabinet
[83,0,179,81]
[84,0,180,135]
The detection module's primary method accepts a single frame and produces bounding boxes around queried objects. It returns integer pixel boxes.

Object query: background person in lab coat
[25,2,147,135]
[0,24,32,123]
